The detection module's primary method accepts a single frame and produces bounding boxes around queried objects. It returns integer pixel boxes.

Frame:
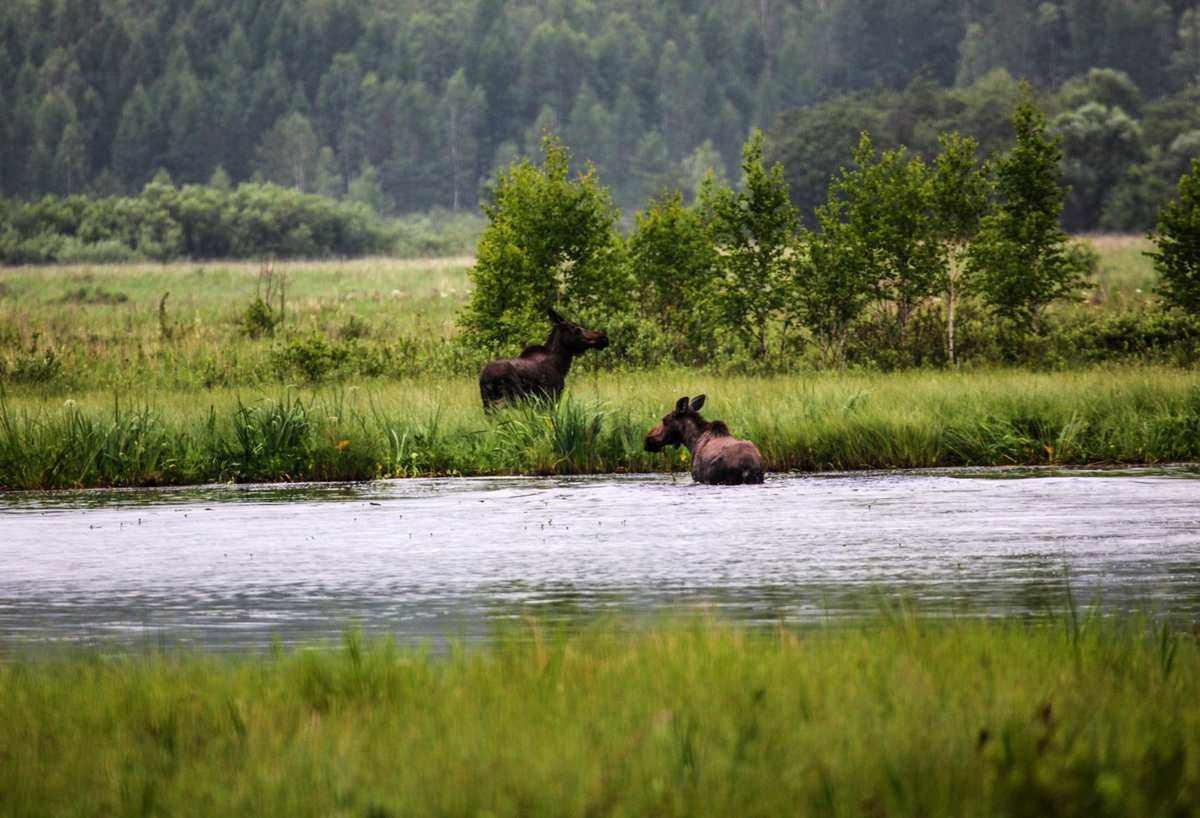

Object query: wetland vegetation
[2,240,1200,490]
[2,616,1199,817]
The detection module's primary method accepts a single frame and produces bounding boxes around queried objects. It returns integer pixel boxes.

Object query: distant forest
[2,0,1198,229]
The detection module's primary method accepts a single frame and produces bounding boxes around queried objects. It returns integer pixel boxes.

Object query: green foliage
[0,181,389,263]
[1,0,1196,222]
[270,335,351,382]
[799,216,872,365]
[626,191,720,363]
[241,298,280,339]
[825,133,944,346]
[1054,102,1146,231]
[968,92,1086,334]
[1149,159,1200,315]
[0,348,62,384]
[931,133,991,364]
[459,136,626,352]
[701,131,801,360]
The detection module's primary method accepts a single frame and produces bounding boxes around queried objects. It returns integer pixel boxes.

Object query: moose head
[547,307,609,354]
[644,394,707,452]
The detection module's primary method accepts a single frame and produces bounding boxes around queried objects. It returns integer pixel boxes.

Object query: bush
[0,349,63,384]
[0,181,390,263]
[270,335,352,382]
[241,298,280,338]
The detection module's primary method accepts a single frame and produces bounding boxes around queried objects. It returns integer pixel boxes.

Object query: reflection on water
[1,470,1198,650]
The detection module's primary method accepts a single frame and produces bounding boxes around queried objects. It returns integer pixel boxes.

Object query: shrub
[0,349,62,384]
[270,335,351,382]
[241,298,280,338]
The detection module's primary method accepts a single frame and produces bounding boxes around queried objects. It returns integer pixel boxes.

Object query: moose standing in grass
[644,395,765,485]
[478,309,609,410]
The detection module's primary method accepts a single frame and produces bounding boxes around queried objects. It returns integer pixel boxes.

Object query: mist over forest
[2,0,1198,229]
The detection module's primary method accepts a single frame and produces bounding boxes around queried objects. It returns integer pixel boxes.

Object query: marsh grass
[1,615,1198,817]
[2,367,1198,489]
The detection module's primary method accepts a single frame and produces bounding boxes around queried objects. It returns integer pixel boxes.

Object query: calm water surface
[2,470,1199,649]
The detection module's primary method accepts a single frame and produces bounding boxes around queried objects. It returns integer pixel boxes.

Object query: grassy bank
[3,367,1199,489]
[2,617,1198,817]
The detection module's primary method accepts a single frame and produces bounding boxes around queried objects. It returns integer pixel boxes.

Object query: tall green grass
[2,616,1198,817]
[2,367,1198,489]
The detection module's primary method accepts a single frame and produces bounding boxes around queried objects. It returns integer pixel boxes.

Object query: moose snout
[590,331,609,350]
[644,428,665,452]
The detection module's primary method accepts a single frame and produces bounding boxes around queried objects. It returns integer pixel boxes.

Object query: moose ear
[546,307,564,324]
[689,394,706,412]
[675,396,690,414]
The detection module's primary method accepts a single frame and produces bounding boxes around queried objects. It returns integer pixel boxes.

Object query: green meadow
[2,238,1199,490]
[2,616,1198,817]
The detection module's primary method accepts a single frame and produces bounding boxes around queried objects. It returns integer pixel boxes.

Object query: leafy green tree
[440,68,486,212]
[930,132,991,366]
[52,118,86,194]
[112,84,164,190]
[459,136,626,352]
[312,146,342,199]
[968,91,1084,335]
[702,130,800,360]
[1053,102,1145,230]
[798,210,870,367]
[768,93,889,224]
[627,190,720,360]
[255,112,319,191]
[1149,158,1200,314]
[1055,68,1143,117]
[1170,9,1200,88]
[629,130,676,204]
[346,162,390,214]
[679,140,727,204]
[824,133,944,348]
[564,83,615,176]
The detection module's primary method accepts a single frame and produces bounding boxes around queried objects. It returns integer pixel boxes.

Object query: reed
[2,615,1198,817]
[2,367,1198,489]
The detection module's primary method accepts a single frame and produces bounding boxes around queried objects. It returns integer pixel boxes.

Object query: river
[2,470,1198,650]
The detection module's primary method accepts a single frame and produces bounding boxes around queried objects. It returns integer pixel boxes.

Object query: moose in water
[478,308,609,410]
[644,394,765,485]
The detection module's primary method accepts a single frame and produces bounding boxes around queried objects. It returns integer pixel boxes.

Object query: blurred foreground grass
[2,616,1198,817]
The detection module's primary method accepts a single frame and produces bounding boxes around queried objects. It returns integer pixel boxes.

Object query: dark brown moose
[478,308,609,410]
[644,395,765,485]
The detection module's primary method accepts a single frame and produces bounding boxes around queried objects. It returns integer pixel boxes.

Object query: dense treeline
[767,70,1200,232]
[0,176,389,262]
[1,0,1197,226]
[463,99,1200,371]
